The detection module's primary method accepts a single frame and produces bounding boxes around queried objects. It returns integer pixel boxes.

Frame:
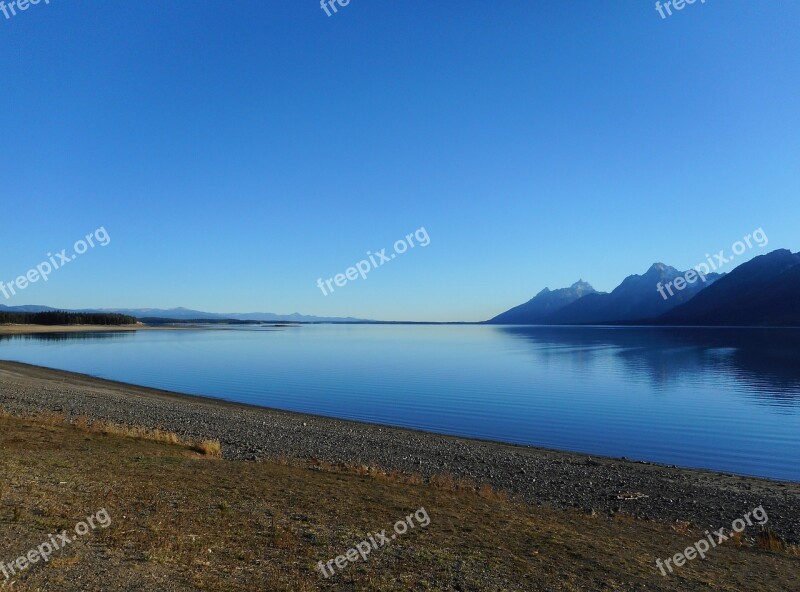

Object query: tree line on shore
[0,311,138,326]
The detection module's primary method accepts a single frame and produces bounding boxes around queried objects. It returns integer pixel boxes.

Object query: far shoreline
[0,323,206,335]
[3,323,800,335]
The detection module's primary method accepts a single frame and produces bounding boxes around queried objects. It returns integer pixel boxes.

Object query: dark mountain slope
[488,281,597,324]
[545,263,722,324]
[657,250,800,326]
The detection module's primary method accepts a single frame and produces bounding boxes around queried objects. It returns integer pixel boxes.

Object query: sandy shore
[0,359,797,545]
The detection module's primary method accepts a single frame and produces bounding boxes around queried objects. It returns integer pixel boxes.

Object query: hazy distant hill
[0,304,58,313]
[0,305,366,324]
[488,281,597,324]
[655,249,800,326]
[89,307,367,323]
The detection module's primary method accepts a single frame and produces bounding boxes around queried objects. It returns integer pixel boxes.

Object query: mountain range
[489,249,800,327]
[3,248,798,327]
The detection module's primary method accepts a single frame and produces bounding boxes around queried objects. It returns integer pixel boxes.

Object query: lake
[1,325,798,481]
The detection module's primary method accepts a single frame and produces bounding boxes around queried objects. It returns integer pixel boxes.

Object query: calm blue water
[1,325,798,481]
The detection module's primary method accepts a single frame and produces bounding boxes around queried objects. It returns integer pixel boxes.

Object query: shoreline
[0,324,142,334]
[0,359,798,544]
[0,324,207,335]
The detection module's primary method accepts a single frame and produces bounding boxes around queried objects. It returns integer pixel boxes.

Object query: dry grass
[192,439,223,458]
[0,406,222,457]
[0,412,797,591]
[757,528,788,553]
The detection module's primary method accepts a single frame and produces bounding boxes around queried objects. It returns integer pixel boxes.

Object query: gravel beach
[1,359,798,545]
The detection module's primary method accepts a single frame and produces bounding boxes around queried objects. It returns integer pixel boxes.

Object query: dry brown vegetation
[0,408,222,458]
[0,412,797,591]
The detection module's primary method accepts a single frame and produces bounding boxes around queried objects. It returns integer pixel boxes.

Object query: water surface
[1,325,798,481]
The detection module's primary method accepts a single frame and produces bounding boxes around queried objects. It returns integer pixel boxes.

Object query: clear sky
[1,0,798,321]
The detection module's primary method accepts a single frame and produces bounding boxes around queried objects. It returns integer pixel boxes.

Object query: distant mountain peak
[759,248,794,261]
[489,280,597,324]
[570,280,594,290]
[643,262,682,276]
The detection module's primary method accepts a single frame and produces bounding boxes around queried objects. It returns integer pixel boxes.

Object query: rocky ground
[0,362,800,543]
[1,360,797,547]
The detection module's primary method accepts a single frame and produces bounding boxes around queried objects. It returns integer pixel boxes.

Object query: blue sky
[1,0,798,321]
